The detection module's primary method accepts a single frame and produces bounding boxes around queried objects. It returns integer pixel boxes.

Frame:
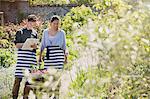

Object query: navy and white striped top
[44,46,65,69]
[40,29,67,69]
[15,49,37,78]
[14,28,37,78]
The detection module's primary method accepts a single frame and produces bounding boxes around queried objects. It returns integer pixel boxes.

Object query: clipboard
[22,38,38,50]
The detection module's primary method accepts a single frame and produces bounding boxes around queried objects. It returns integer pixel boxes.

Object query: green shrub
[62,5,96,34]
[0,25,19,48]
[0,49,16,68]
[30,0,104,5]
[0,66,14,98]
[67,0,150,98]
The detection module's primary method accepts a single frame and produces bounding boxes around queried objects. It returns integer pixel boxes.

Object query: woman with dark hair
[39,15,67,69]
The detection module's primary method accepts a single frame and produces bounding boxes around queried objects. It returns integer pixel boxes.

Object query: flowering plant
[25,65,62,98]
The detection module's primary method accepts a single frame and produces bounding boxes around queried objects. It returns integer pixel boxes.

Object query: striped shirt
[40,29,66,52]
[14,28,37,78]
[40,29,67,69]
[15,49,37,78]
[44,46,64,69]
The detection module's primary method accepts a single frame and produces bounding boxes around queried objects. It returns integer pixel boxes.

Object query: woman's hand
[38,52,44,63]
[64,54,68,64]
[38,57,43,63]
[64,50,69,64]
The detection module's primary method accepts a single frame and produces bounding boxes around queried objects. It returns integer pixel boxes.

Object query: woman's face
[50,20,60,30]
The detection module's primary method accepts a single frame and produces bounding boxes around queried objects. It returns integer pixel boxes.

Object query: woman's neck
[49,28,59,36]
[50,28,58,32]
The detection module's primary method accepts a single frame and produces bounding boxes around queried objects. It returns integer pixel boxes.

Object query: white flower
[51,80,60,91]
[128,25,133,31]
[89,33,96,41]
[73,22,79,29]
[141,38,149,45]
[103,39,116,51]
[105,27,111,34]
[132,46,138,51]
[124,45,128,49]
[77,30,84,36]
[47,68,57,75]
[43,81,50,87]
[98,27,103,32]
[92,80,96,84]
[48,76,54,84]
[24,69,30,77]
[85,79,90,84]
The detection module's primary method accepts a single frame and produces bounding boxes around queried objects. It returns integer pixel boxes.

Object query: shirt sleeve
[31,30,38,39]
[62,30,67,50]
[40,31,46,52]
[14,30,22,44]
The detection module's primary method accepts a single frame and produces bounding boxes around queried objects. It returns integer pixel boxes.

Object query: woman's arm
[38,51,43,62]
[62,30,68,63]
[64,50,69,64]
[38,30,47,62]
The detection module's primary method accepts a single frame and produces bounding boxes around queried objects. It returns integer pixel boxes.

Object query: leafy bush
[0,0,149,98]
[0,66,14,99]
[61,5,97,69]
[30,0,104,5]
[67,0,150,98]
[62,5,96,34]
[0,24,21,48]
[25,68,62,98]
[0,49,16,68]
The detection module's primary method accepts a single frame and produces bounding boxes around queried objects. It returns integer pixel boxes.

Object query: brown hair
[50,15,60,22]
[27,14,37,22]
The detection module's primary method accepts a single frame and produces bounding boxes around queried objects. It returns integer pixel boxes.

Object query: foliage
[0,24,22,48]
[61,5,96,70]
[0,49,16,68]
[62,5,96,34]
[0,66,14,99]
[68,0,150,98]
[25,68,62,98]
[0,0,149,98]
[0,26,11,48]
[30,0,102,5]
